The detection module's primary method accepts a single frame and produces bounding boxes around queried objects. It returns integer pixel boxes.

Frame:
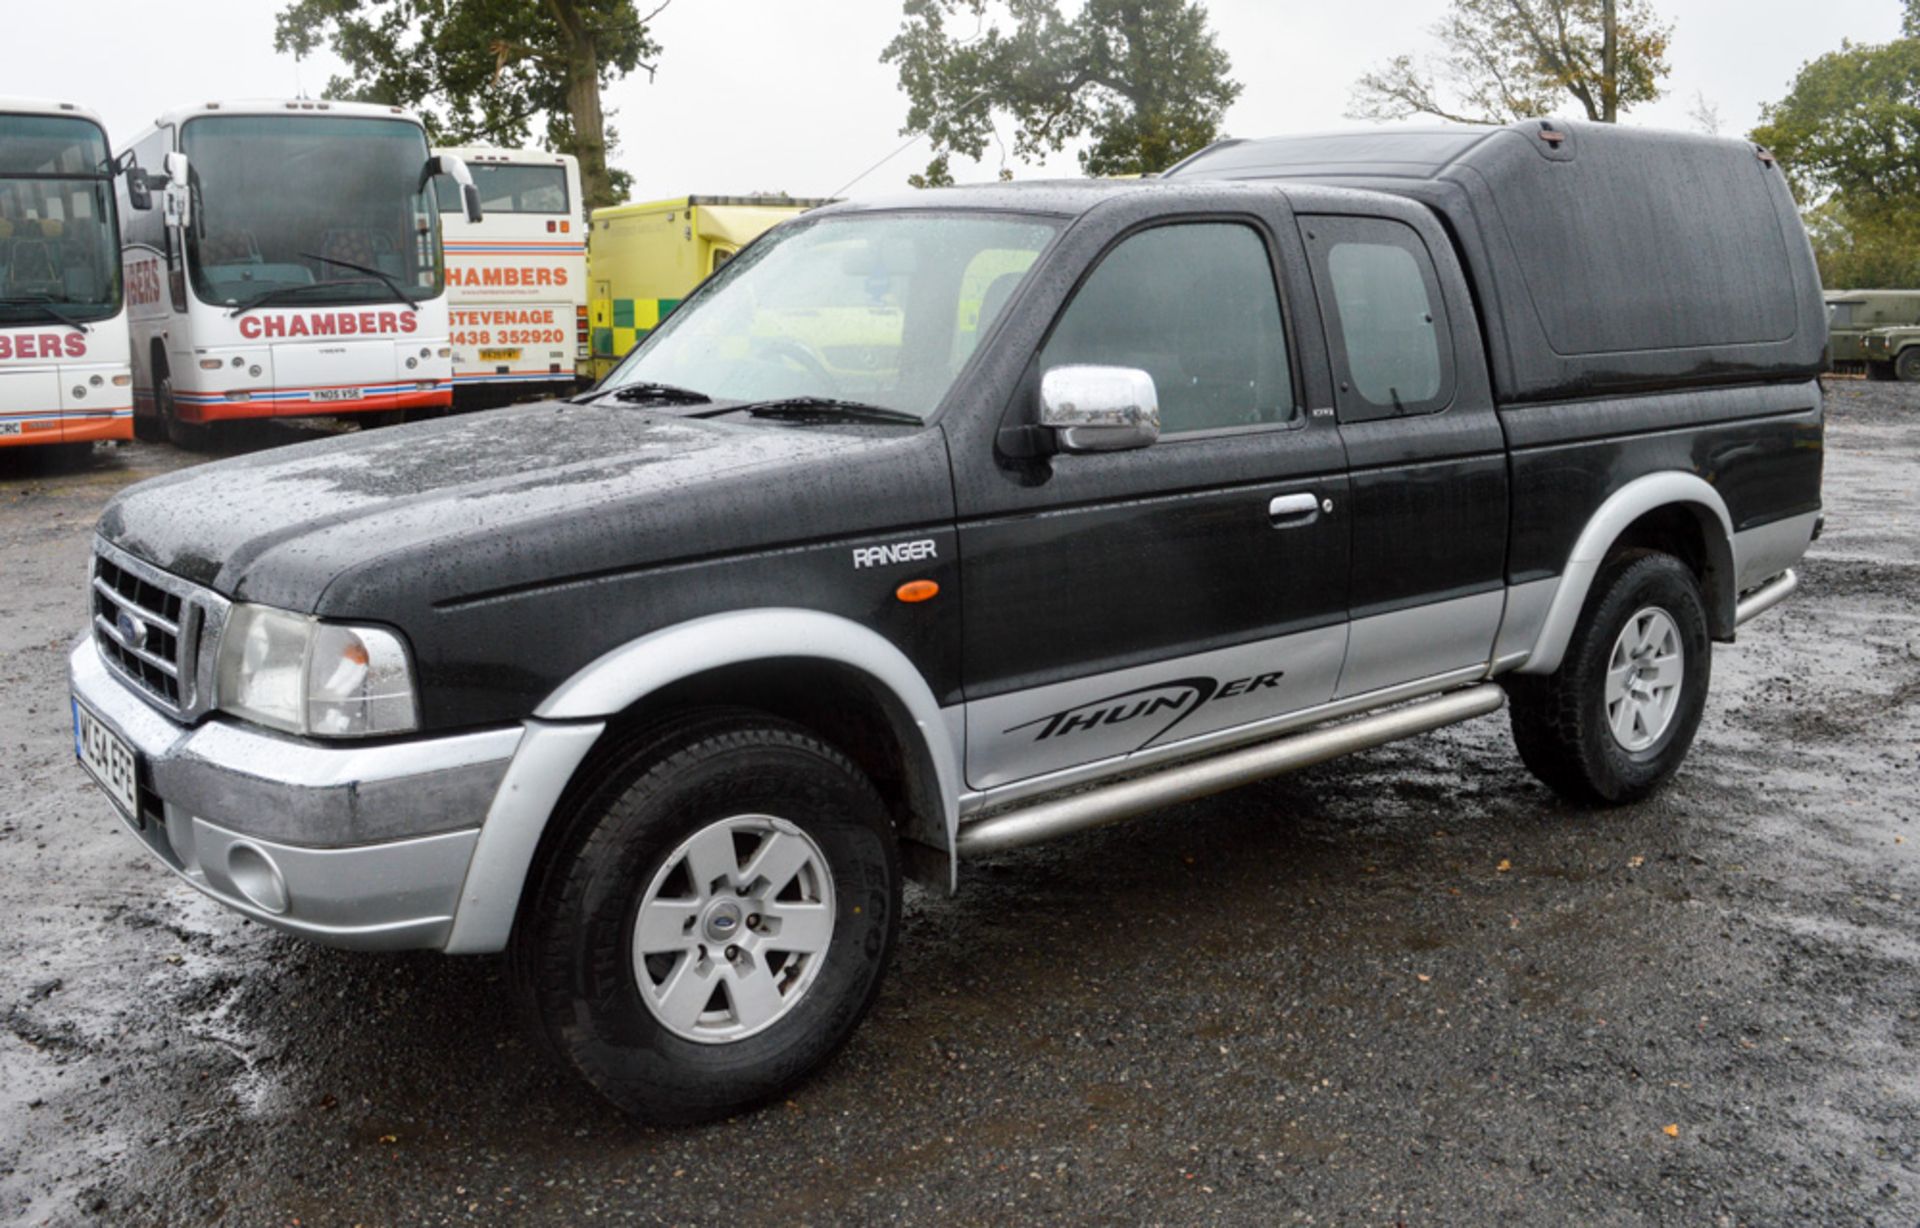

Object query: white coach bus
[0,98,137,458]
[435,146,586,407]
[117,100,481,444]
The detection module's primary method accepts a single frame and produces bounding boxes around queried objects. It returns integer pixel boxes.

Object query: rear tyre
[512,711,901,1124]
[156,366,213,451]
[1505,550,1712,805]
[1896,348,1920,383]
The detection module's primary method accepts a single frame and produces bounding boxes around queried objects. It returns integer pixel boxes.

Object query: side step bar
[1735,568,1797,627]
[954,683,1507,857]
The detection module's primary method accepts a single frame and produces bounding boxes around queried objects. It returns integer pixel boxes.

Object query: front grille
[90,542,225,720]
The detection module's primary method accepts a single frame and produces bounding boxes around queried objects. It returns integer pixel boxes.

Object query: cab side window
[1305,215,1454,423]
[1040,222,1295,436]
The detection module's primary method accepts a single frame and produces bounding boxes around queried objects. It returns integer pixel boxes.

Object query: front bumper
[69,637,521,950]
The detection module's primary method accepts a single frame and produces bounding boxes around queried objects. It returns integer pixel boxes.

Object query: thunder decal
[1006,671,1286,751]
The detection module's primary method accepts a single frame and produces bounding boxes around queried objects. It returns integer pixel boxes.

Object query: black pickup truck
[70,120,1824,1122]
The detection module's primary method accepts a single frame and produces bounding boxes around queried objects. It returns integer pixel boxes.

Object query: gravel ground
[0,387,1915,1227]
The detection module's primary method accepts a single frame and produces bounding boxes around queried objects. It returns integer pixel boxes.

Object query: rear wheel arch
[1517,473,1735,675]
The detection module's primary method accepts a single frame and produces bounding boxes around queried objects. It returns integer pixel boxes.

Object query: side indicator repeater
[895,580,940,604]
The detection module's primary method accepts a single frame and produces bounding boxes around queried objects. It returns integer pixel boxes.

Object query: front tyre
[512,715,901,1124]
[1896,347,1920,383]
[1505,550,1712,805]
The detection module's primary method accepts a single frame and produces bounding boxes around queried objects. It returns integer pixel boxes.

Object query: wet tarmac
[1,387,1915,1226]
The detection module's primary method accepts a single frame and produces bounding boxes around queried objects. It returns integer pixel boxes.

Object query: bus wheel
[157,368,212,451]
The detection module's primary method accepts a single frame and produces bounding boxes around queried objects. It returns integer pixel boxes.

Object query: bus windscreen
[0,113,120,326]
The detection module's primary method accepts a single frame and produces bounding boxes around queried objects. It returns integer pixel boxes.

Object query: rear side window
[1304,215,1454,422]
[1040,222,1296,435]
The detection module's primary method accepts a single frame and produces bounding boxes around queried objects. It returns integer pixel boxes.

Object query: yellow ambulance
[583,194,832,382]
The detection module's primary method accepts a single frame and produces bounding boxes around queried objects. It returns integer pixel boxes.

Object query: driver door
[955,203,1351,792]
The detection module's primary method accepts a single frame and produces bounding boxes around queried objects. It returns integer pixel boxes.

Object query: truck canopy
[1168,120,1827,404]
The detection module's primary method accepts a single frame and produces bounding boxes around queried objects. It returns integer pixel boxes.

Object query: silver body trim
[534,607,965,888]
[959,662,1487,817]
[1732,512,1819,592]
[956,684,1506,856]
[962,623,1348,792]
[443,720,606,954]
[71,637,521,845]
[1734,568,1797,626]
[1333,591,1503,699]
[1515,473,1734,676]
[129,801,478,951]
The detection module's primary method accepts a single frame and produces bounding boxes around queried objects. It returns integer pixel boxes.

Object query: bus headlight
[216,604,419,737]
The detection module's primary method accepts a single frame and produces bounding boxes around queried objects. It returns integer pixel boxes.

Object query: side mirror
[1038,365,1161,453]
[160,151,191,229]
[121,155,153,212]
[421,153,483,224]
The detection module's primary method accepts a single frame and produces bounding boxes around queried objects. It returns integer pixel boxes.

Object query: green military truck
[1825,290,1920,376]
[1859,326,1920,382]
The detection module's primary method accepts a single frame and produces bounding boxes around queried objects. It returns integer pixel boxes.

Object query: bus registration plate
[311,388,364,402]
[479,348,521,362]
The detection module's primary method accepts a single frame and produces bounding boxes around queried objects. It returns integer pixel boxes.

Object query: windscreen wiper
[0,294,92,332]
[738,397,923,425]
[573,381,714,406]
[300,253,421,311]
[227,281,345,316]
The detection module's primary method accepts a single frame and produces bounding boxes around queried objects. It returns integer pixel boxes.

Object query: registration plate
[0,422,20,436]
[478,348,522,362]
[73,699,138,819]
[310,387,364,402]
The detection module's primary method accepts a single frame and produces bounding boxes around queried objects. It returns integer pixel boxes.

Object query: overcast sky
[1,0,1903,200]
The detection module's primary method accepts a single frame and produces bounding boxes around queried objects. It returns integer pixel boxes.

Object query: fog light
[227,842,289,914]
[405,357,418,369]
[249,364,263,378]
[71,386,86,399]
[419,347,430,358]
[89,374,104,386]
[231,356,244,368]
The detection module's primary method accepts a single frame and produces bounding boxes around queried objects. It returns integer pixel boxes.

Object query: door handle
[1268,492,1321,526]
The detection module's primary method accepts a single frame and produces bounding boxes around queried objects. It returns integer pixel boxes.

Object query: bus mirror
[114,150,154,212]
[125,167,153,213]
[159,152,191,229]
[422,154,484,224]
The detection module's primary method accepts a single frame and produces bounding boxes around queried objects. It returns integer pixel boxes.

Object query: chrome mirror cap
[1038,365,1161,453]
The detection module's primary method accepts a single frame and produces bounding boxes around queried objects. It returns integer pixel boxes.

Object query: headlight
[215,604,419,737]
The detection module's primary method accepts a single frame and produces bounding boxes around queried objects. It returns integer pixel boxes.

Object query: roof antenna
[829,88,991,199]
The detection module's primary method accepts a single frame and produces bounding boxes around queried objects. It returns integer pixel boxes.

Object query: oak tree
[275,0,670,208]
[1349,0,1672,125]
[882,0,1241,186]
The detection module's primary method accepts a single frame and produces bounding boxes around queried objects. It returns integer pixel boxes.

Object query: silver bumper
[69,636,523,951]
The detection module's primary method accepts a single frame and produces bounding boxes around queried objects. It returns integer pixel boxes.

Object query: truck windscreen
[181,115,440,310]
[0,113,120,327]
[604,213,1061,421]
[437,163,569,214]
